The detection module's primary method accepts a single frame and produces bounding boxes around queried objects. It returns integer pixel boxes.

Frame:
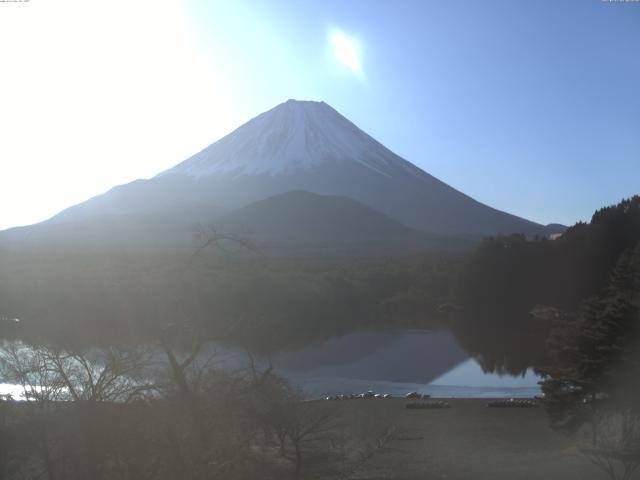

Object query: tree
[0,342,156,480]
[537,242,640,479]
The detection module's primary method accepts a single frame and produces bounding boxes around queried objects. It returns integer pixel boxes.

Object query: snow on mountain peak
[160,99,419,179]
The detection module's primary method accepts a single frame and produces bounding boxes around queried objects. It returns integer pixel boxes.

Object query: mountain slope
[220,190,419,241]
[0,211,213,253]
[217,190,471,254]
[42,99,554,238]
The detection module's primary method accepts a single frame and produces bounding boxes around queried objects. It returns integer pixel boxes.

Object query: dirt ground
[326,398,608,480]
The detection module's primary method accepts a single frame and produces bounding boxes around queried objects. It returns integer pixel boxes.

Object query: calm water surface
[270,329,541,398]
[0,329,541,399]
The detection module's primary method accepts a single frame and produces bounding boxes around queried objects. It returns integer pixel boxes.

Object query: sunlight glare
[329,30,362,77]
[0,0,236,230]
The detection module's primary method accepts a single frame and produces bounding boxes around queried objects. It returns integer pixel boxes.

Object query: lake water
[0,329,541,400]
[269,329,541,398]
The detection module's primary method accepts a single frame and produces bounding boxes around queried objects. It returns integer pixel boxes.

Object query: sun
[329,29,362,77]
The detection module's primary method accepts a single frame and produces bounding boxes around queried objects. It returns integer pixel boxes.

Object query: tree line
[0,252,462,352]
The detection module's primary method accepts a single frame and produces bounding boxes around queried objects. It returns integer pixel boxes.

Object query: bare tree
[580,409,640,480]
[43,346,156,403]
[0,342,67,480]
[0,342,157,480]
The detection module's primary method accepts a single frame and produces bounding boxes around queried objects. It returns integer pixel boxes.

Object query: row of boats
[323,390,432,401]
[322,392,539,408]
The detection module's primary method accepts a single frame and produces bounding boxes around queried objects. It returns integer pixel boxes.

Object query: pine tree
[538,243,640,430]
[537,243,640,479]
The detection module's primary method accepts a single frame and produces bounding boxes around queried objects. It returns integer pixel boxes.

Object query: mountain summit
[42,99,558,238]
[161,99,421,179]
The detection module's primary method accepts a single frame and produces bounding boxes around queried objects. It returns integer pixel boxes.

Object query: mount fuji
[3,99,562,253]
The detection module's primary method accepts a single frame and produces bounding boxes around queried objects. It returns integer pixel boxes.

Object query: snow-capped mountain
[160,99,421,179]
[42,99,558,238]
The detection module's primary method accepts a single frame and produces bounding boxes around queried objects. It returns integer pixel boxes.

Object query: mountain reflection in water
[269,329,541,398]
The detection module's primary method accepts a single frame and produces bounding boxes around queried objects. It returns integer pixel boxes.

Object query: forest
[458,196,640,315]
[453,196,640,373]
[0,249,462,351]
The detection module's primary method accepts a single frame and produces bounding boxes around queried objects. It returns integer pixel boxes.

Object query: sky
[0,0,638,230]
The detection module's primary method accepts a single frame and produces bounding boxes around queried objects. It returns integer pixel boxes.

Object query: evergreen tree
[537,243,640,480]
[538,242,640,433]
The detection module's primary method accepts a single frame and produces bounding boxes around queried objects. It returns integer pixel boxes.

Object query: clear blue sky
[0,0,638,228]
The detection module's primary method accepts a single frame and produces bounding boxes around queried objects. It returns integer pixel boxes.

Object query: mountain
[545,223,568,235]
[217,190,472,254]
[46,99,557,238]
[220,191,417,241]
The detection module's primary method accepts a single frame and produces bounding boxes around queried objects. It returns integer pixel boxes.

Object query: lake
[0,329,541,400]
[269,329,541,398]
